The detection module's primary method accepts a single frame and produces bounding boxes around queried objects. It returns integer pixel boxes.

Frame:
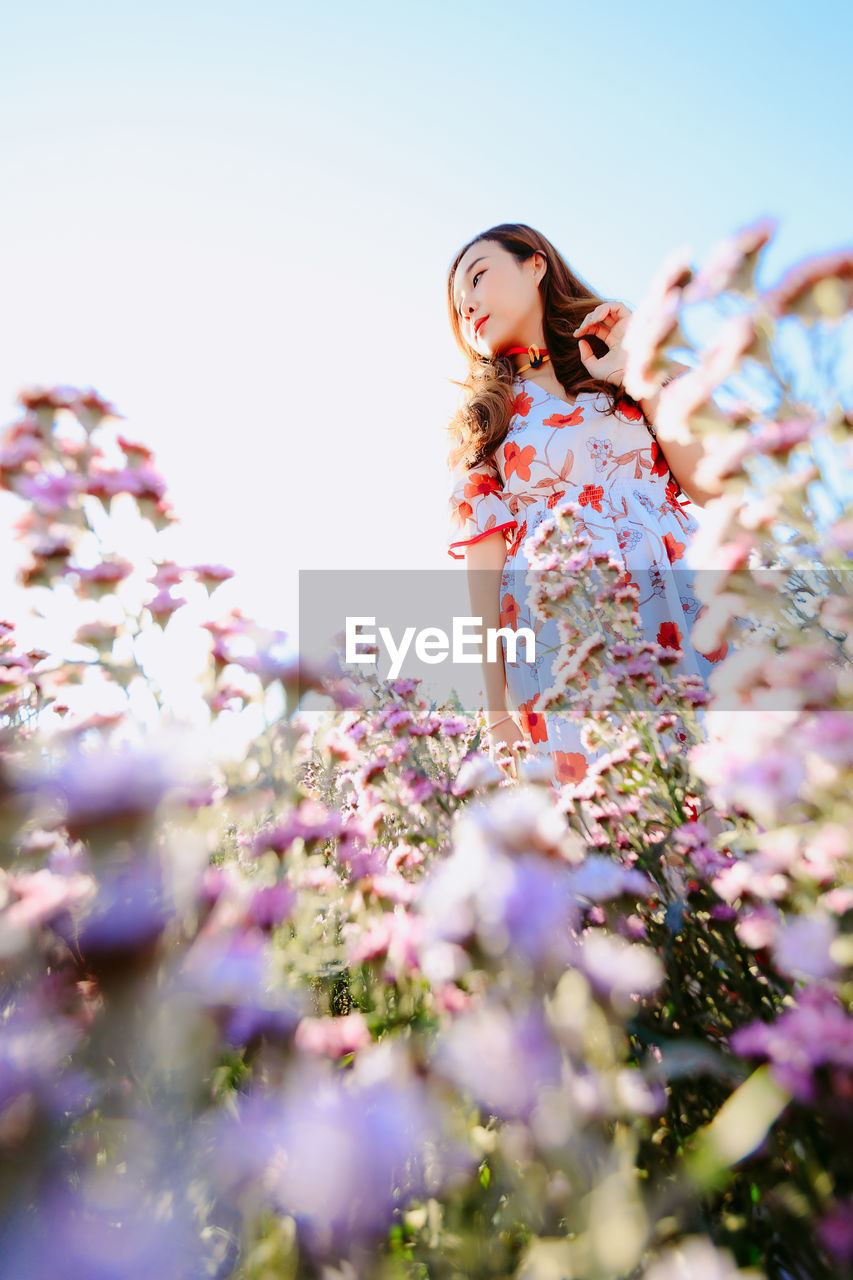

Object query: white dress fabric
[446,375,727,786]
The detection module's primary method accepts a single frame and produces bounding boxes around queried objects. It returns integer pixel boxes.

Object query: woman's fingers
[574,301,629,339]
[574,303,610,336]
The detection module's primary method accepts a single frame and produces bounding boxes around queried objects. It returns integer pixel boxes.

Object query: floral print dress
[446,375,726,786]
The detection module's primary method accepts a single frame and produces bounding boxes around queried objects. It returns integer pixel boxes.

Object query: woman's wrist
[485,712,513,732]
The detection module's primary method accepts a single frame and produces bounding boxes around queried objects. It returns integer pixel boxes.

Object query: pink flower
[252,800,345,857]
[0,867,93,936]
[622,246,694,400]
[192,562,234,591]
[796,711,853,767]
[15,472,83,514]
[761,248,853,321]
[734,904,781,950]
[294,1011,372,1059]
[146,588,187,622]
[684,216,777,303]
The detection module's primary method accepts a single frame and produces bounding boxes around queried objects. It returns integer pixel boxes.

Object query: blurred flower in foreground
[10,728,210,846]
[170,928,305,1049]
[731,986,853,1104]
[644,1234,764,1279]
[0,1160,216,1280]
[200,1042,472,1260]
[432,998,563,1123]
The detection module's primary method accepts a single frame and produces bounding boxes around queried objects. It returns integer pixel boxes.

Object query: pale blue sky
[1,0,850,666]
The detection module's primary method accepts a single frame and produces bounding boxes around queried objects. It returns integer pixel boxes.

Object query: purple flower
[772,913,839,981]
[819,1196,853,1269]
[417,835,579,970]
[433,1000,563,1122]
[172,929,305,1048]
[335,836,387,880]
[204,1047,469,1258]
[50,855,175,965]
[439,715,469,737]
[246,881,296,931]
[0,994,96,1122]
[579,932,664,1008]
[731,987,853,1103]
[568,855,654,903]
[796,710,853,767]
[709,748,807,830]
[399,768,437,805]
[15,470,83,514]
[376,704,415,734]
[0,1163,214,1280]
[251,799,345,857]
[388,677,421,698]
[18,738,180,843]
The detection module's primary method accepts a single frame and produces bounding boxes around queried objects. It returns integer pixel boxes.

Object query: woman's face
[452,239,546,357]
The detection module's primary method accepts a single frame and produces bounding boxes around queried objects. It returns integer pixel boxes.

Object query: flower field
[1,222,852,1279]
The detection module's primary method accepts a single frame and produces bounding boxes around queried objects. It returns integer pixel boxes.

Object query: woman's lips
[474,315,489,337]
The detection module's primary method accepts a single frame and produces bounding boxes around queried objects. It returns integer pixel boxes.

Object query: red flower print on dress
[665,476,691,509]
[543,407,584,429]
[615,392,644,422]
[649,441,670,480]
[657,620,683,651]
[578,484,604,512]
[512,391,533,417]
[500,593,521,629]
[504,442,536,481]
[552,750,588,785]
[663,532,686,563]
[546,489,566,508]
[663,479,694,532]
[506,521,527,557]
[455,499,473,524]
[518,699,548,744]
[464,472,501,500]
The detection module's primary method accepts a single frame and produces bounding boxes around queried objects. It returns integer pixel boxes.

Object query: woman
[444,223,726,786]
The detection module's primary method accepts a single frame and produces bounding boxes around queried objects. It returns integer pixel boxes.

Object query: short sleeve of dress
[445,435,518,560]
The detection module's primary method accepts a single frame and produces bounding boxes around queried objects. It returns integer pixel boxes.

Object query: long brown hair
[445,223,633,470]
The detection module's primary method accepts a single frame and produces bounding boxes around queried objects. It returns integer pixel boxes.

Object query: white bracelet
[485,714,513,733]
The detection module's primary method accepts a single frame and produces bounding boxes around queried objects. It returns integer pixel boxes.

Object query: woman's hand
[573,301,632,388]
[486,716,525,779]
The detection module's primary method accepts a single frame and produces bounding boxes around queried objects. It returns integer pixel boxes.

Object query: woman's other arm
[464,528,511,721]
[638,361,725,508]
[464,528,525,771]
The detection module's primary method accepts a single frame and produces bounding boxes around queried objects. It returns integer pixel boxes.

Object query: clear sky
[1,0,851,687]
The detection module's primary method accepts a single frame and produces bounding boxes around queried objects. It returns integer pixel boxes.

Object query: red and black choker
[504,344,550,375]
